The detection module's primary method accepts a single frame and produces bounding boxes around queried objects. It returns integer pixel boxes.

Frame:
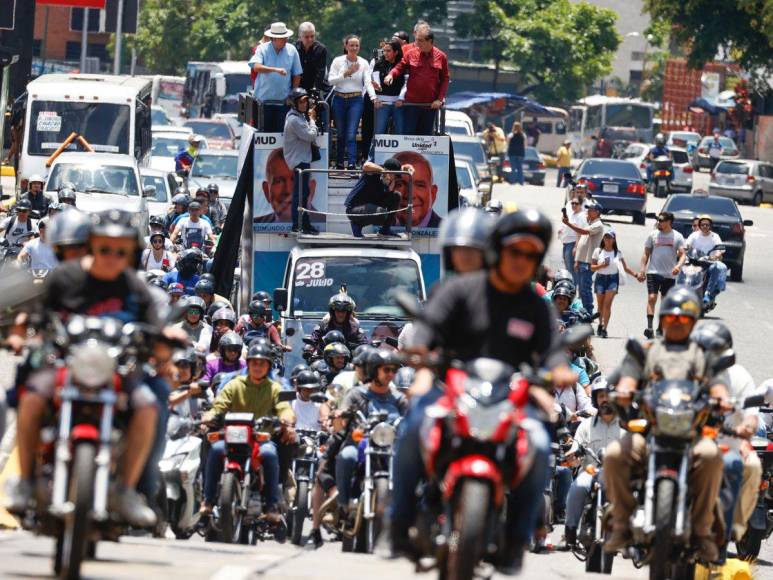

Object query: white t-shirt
[560,207,588,244]
[328,55,376,99]
[141,248,176,271]
[686,231,722,255]
[592,247,621,275]
[176,217,213,249]
[23,238,58,270]
[291,398,321,431]
[2,216,37,247]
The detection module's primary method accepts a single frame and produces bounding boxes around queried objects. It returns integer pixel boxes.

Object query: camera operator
[344,158,410,238]
[283,88,319,235]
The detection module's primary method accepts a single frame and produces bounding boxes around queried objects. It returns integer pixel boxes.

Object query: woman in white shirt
[328,34,376,170]
[590,230,639,338]
[141,232,176,272]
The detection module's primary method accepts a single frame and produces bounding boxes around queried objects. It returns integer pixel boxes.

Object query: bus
[182,61,252,119]
[568,95,656,159]
[18,74,152,182]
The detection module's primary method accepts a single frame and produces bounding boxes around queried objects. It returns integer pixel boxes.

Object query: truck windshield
[27,100,131,156]
[291,256,422,316]
[46,164,139,196]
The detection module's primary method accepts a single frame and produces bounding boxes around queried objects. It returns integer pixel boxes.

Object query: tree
[645,0,773,78]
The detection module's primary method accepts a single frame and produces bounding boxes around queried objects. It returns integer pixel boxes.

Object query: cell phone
[561,207,567,218]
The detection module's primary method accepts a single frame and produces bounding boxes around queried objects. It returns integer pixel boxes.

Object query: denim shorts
[594,273,619,294]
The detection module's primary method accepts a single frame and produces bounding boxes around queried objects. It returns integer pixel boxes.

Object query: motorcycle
[651,156,673,198]
[678,245,725,314]
[340,409,398,554]
[25,315,160,580]
[572,444,614,574]
[0,230,36,270]
[288,426,326,546]
[205,413,286,545]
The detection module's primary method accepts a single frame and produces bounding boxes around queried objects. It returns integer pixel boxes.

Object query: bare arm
[362,161,383,173]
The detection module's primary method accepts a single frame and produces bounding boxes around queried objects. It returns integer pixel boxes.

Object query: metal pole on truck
[79,9,88,72]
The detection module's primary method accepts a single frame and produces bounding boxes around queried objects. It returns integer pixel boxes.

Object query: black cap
[383,158,402,172]
[189,201,202,210]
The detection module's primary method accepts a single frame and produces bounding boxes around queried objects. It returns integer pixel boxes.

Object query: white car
[141,168,179,218]
[455,160,481,206]
[44,152,151,229]
[189,149,239,206]
[620,143,693,193]
[445,110,475,136]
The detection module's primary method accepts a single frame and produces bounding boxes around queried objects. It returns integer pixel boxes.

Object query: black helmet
[485,209,552,267]
[365,349,401,382]
[218,330,244,357]
[211,307,236,328]
[172,192,189,206]
[329,292,355,313]
[58,187,76,204]
[177,248,204,272]
[551,284,574,301]
[200,272,216,283]
[484,199,503,215]
[48,210,91,248]
[207,183,219,195]
[439,207,493,272]
[393,366,415,391]
[323,342,351,366]
[352,344,376,366]
[659,285,702,320]
[185,295,207,314]
[195,278,215,297]
[253,290,272,303]
[295,369,321,390]
[15,198,32,212]
[207,300,231,320]
[288,87,309,108]
[691,321,733,352]
[290,363,310,386]
[246,342,274,363]
[309,360,330,384]
[248,300,268,318]
[149,215,165,228]
[173,347,198,368]
[90,209,143,247]
[323,330,346,346]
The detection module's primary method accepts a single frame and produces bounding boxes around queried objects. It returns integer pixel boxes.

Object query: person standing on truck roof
[295,22,328,93]
[284,88,320,235]
[383,23,449,136]
[248,22,302,133]
[344,158,410,238]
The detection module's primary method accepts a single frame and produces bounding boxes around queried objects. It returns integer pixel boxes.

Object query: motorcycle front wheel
[365,477,390,554]
[291,480,309,546]
[446,479,490,580]
[218,472,243,544]
[650,478,676,580]
[57,443,97,580]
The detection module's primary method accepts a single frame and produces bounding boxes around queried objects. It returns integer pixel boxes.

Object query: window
[32,40,41,58]
[758,164,773,178]
[70,8,103,32]
[569,108,584,132]
[630,51,646,62]
[46,164,140,196]
[64,42,108,62]
[586,105,602,131]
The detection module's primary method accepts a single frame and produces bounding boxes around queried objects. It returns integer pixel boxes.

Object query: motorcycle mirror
[560,324,593,348]
[302,336,316,346]
[743,220,754,227]
[645,212,658,219]
[624,338,646,366]
[384,336,399,348]
[711,349,736,374]
[277,390,297,403]
[310,393,327,404]
[394,290,423,319]
[743,394,766,409]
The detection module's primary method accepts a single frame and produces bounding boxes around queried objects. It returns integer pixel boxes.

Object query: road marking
[210,565,254,580]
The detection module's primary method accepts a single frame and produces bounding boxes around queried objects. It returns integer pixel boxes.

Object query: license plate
[602,183,619,193]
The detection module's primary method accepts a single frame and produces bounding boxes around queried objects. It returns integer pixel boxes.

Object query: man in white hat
[248,22,303,132]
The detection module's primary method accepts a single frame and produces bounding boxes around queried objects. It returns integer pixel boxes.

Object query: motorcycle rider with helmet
[194,276,233,311]
[252,290,275,322]
[323,342,351,380]
[646,132,673,185]
[438,207,494,276]
[165,191,189,234]
[202,330,246,384]
[162,248,202,295]
[235,300,287,351]
[309,291,367,353]
[396,208,576,572]
[292,369,329,431]
[684,214,728,309]
[206,183,227,231]
[199,342,296,524]
[208,307,237,355]
[20,174,50,215]
[173,295,212,351]
[603,286,729,561]
[328,344,375,404]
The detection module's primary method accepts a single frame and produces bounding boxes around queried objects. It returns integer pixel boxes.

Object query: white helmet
[28,174,45,185]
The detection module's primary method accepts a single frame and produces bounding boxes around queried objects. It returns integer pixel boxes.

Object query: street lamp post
[625,31,654,97]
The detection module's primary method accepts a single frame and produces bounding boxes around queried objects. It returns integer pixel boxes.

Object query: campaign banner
[373,134,450,234]
[252,133,329,233]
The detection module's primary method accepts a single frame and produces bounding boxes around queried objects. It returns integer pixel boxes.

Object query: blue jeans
[566,470,597,528]
[557,167,572,187]
[137,374,170,502]
[402,106,436,136]
[291,162,311,230]
[562,242,576,277]
[555,465,573,512]
[335,444,360,506]
[204,439,280,507]
[332,95,364,167]
[508,155,524,185]
[263,104,289,133]
[721,450,744,542]
[577,262,594,315]
[508,413,551,541]
[705,262,728,300]
[368,104,404,159]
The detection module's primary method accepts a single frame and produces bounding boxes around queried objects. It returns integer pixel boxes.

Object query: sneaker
[110,485,157,528]
[309,528,324,549]
[643,328,654,339]
[655,328,663,337]
[301,225,319,235]
[5,478,33,516]
[377,228,395,237]
[564,526,577,550]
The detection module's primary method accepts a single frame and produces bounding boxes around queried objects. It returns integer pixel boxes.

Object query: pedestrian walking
[507,122,526,185]
[328,34,375,170]
[556,139,573,187]
[565,200,604,315]
[248,22,302,132]
[558,196,587,281]
[591,229,640,338]
[637,210,686,338]
[383,24,449,136]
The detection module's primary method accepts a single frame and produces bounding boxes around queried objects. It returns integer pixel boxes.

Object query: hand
[561,216,569,225]
[734,423,755,440]
[637,271,646,282]
[374,99,383,109]
[431,100,443,110]
[282,344,293,352]
[189,383,203,397]
[280,424,296,444]
[671,266,681,276]
[573,261,579,271]
[274,67,287,76]
[371,81,381,91]
[395,100,403,108]
[347,63,360,76]
[308,107,317,120]
[383,74,394,86]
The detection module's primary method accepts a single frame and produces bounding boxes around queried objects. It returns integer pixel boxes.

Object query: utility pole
[113,0,123,74]
[80,8,88,72]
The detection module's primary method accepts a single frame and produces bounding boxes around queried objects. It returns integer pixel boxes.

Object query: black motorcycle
[572,444,614,574]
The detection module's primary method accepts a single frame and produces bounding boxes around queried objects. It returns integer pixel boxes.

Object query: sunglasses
[186,308,202,315]
[96,246,130,258]
[504,246,542,262]
[662,314,693,325]
[570,202,580,206]
[381,366,399,374]
[657,218,671,223]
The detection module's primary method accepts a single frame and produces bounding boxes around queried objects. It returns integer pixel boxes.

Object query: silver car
[708,159,773,206]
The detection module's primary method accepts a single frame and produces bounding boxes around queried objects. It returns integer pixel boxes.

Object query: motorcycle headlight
[224,425,251,444]
[655,409,695,438]
[459,396,513,441]
[370,423,396,447]
[69,342,116,389]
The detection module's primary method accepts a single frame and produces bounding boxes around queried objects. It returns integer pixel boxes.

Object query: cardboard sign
[36,112,62,133]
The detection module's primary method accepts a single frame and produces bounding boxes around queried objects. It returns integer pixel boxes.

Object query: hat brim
[265,30,293,38]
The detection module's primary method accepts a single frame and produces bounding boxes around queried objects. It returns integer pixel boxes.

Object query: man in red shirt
[384,24,449,136]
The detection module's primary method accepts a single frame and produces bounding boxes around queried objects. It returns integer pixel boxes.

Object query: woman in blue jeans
[507,121,526,185]
[590,230,639,338]
[328,34,377,169]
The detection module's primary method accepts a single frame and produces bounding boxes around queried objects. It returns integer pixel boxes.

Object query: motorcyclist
[7,209,175,527]
[46,209,91,262]
[684,214,728,309]
[603,285,728,561]
[202,330,246,384]
[17,216,57,271]
[206,183,227,231]
[20,174,50,215]
[399,209,576,571]
[252,290,275,322]
[172,295,212,353]
[2,198,37,247]
[162,248,203,295]
[208,307,237,355]
[646,132,673,185]
[691,321,762,550]
[194,276,233,311]
[167,348,204,415]
[562,376,621,548]
[165,191,189,234]
[200,342,296,523]
[309,291,367,353]
[292,369,329,431]
[438,206,493,275]
[322,342,351,384]
[167,282,185,304]
[57,187,77,208]
[328,344,373,405]
[235,301,287,351]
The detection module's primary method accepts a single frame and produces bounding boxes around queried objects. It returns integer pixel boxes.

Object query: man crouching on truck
[344,158,413,238]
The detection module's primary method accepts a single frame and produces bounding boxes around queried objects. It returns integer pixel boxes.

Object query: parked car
[660,191,752,281]
[189,149,239,205]
[44,152,150,229]
[182,119,237,150]
[451,135,491,185]
[522,146,546,185]
[455,162,480,206]
[455,154,490,204]
[574,158,647,225]
[708,159,773,206]
[692,136,739,171]
[445,110,475,136]
[141,168,179,217]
